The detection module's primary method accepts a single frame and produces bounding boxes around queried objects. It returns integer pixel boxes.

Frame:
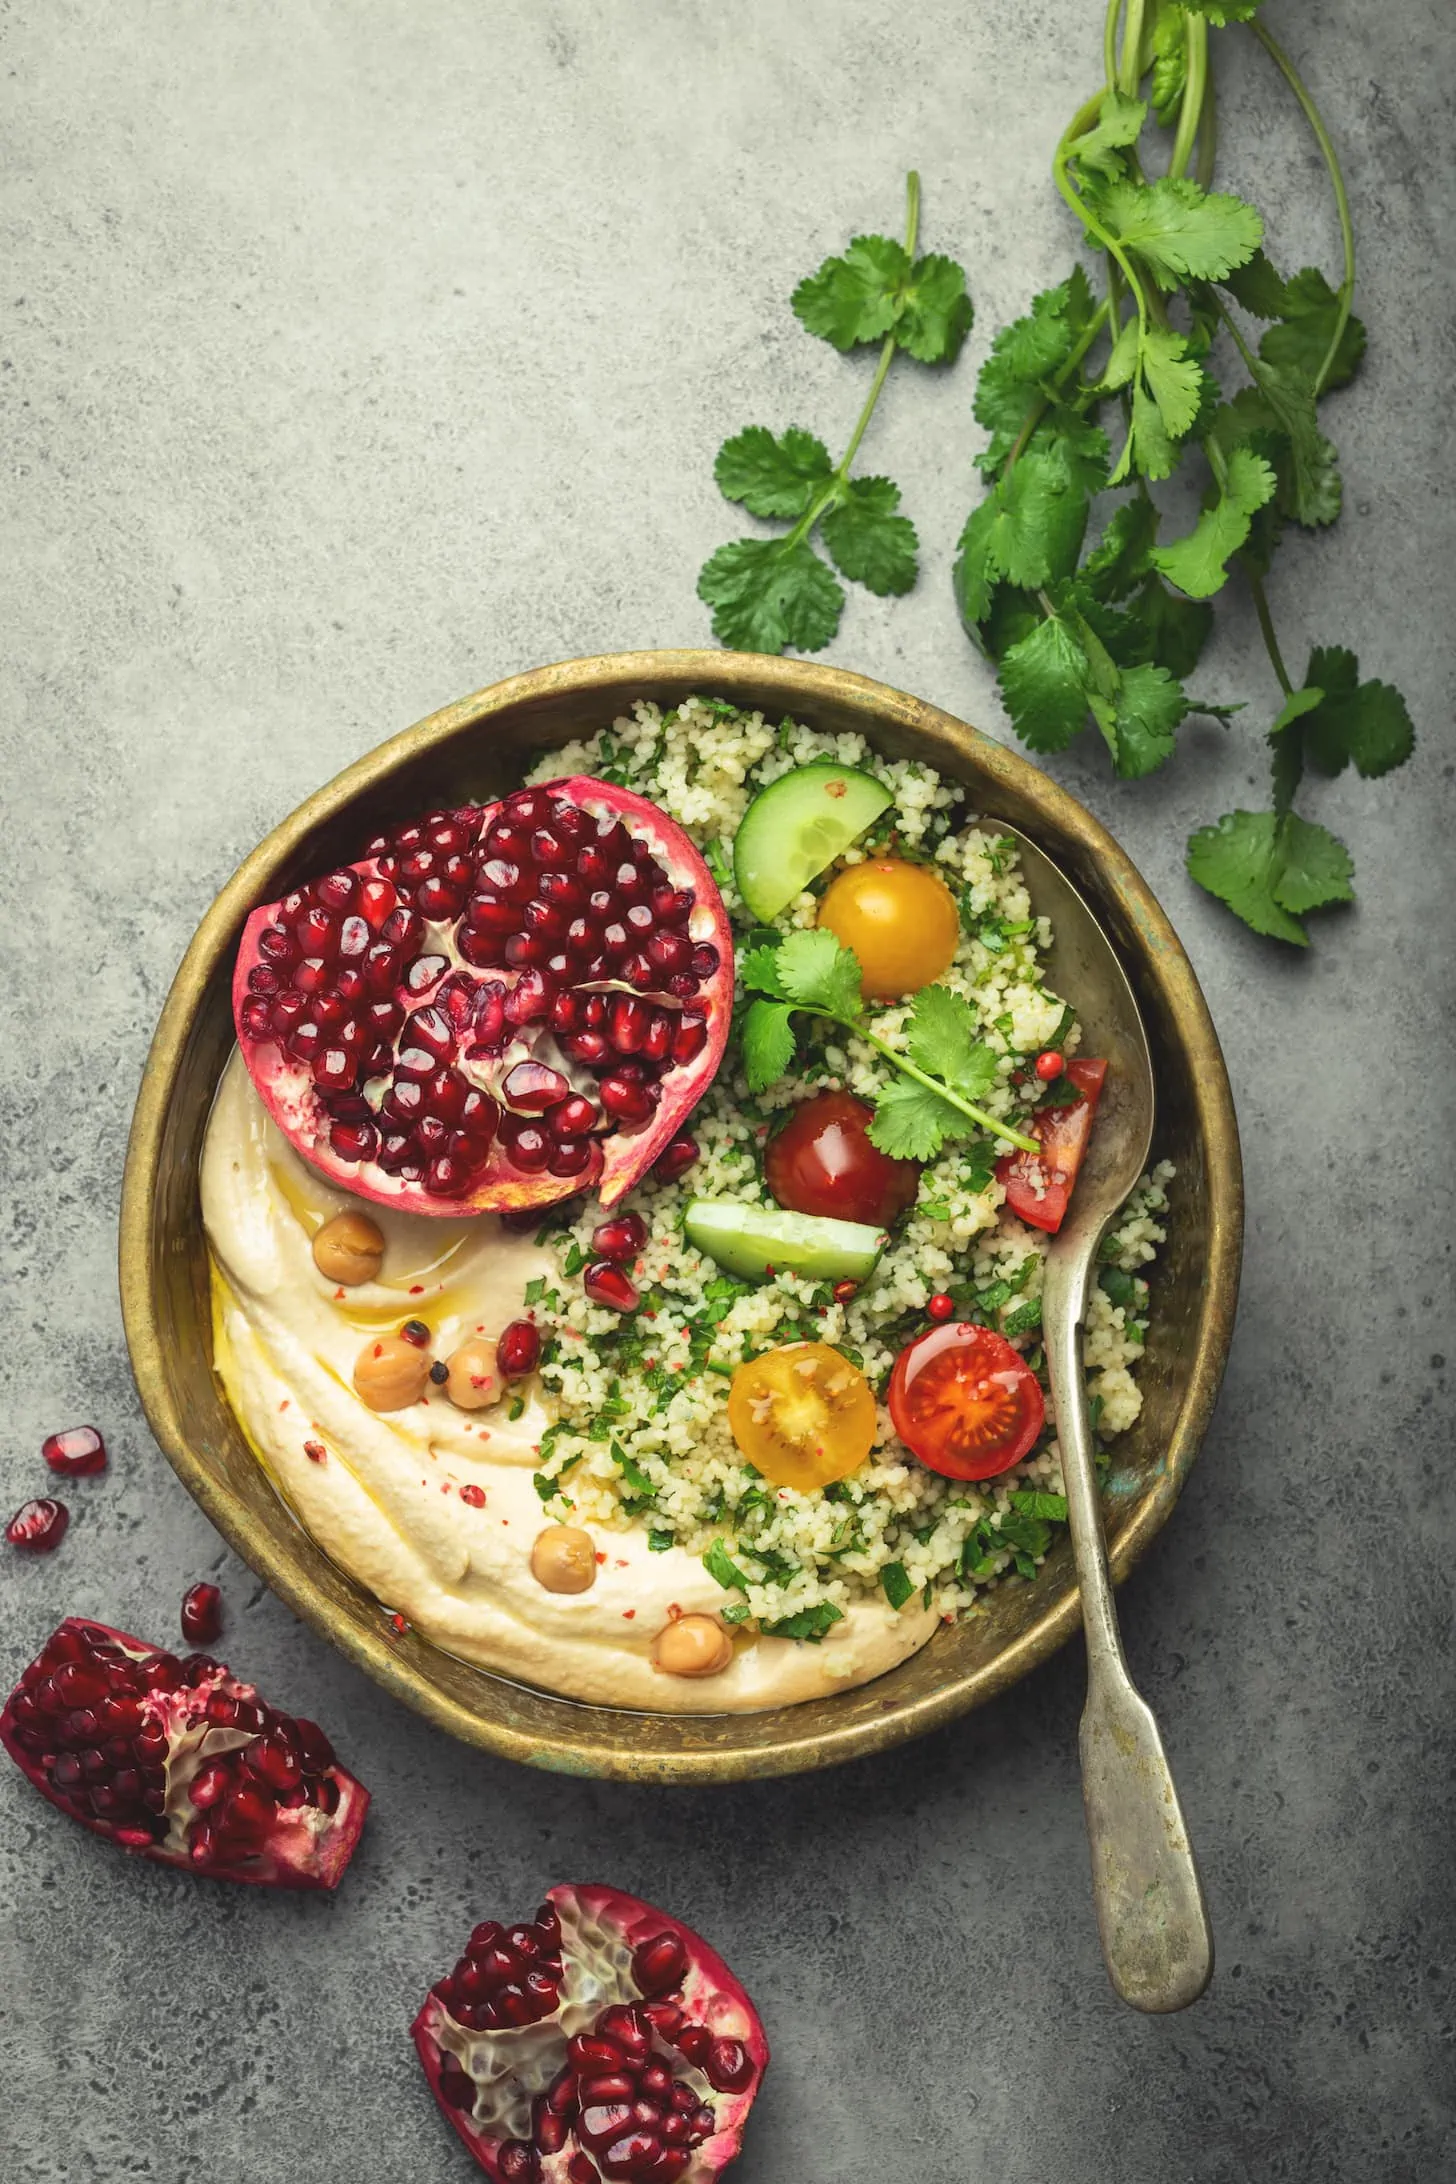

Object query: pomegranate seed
[690,944,720,978]
[315,870,360,914]
[560,1029,610,1066]
[297,907,341,957]
[651,1136,699,1184]
[42,1426,107,1477]
[548,1137,593,1177]
[400,1319,431,1347]
[6,1498,69,1551]
[548,1093,598,1139]
[704,2036,753,2092]
[592,1212,647,1265]
[1034,1048,1064,1080]
[180,1584,223,1644]
[832,1279,858,1303]
[329,1119,380,1163]
[583,1262,639,1313]
[381,906,424,953]
[506,1121,550,1171]
[404,953,450,995]
[240,996,274,1040]
[497,1321,541,1378]
[426,1154,472,1197]
[360,877,398,928]
[927,1292,955,1321]
[599,1075,656,1125]
[631,1931,689,1996]
[670,1015,708,1066]
[257,926,297,967]
[503,1060,570,1112]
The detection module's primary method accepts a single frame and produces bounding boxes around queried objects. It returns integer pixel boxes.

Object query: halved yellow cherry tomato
[818,859,960,1000]
[727,1341,877,1491]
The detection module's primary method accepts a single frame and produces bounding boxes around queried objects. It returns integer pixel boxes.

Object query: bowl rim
[119,650,1242,1781]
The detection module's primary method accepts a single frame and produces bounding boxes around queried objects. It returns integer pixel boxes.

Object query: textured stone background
[3,2,1453,2177]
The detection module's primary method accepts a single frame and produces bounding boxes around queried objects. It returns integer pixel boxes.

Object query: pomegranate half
[233,778,733,1216]
[0,1616,368,1889]
[413,1882,768,2181]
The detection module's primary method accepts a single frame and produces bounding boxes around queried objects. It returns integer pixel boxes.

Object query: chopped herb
[1099,1265,1141,1309]
[562,1240,589,1277]
[531,1473,558,1503]
[704,1539,749,1592]
[1002,1297,1043,1338]
[880,1561,916,1611]
[508,1395,525,1422]
[523,1277,546,1307]
[1010,1489,1069,1522]
[761,1602,845,1642]
[647,1529,675,1553]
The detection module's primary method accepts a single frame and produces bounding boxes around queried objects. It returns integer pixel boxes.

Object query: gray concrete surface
[3,2,1453,2177]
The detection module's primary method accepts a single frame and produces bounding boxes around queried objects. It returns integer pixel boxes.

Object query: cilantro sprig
[740,929,1039,1161]
[699,173,972,655]
[953,5,1414,944]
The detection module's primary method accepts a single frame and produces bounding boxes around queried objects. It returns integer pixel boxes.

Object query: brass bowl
[120,652,1241,1782]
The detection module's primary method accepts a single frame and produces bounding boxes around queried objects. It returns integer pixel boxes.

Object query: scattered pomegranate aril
[6,1498,69,1552]
[584,1262,639,1313]
[0,1617,368,1887]
[592,1211,647,1266]
[180,1583,223,1644]
[235,779,732,1218]
[413,1883,766,2182]
[651,1137,700,1186]
[41,1426,107,1477]
[497,1320,542,1378]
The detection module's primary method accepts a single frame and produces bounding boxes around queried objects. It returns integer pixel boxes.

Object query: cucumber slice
[684,1199,885,1284]
[733,762,894,922]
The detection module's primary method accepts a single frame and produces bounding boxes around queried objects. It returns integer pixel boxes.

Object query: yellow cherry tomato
[727,1341,877,1492]
[818,859,960,1000]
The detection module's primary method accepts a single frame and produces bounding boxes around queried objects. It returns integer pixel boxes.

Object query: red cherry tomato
[995,1057,1107,1234]
[764,1090,920,1227]
[1033,1049,1064,1081]
[888,1323,1045,1480]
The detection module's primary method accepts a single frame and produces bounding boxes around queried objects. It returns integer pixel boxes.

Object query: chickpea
[653,1613,734,1679]
[530,1525,597,1595]
[313,1211,385,1286]
[353,1333,431,1412]
[445,1335,502,1412]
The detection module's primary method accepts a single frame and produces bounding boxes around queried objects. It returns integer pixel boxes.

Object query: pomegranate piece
[181,1582,224,1643]
[584,1262,640,1313]
[41,1425,107,1477]
[497,1319,542,1379]
[591,1211,647,1266]
[651,1137,700,1186]
[0,1616,368,1889]
[6,1498,69,1551]
[413,1883,767,2182]
[233,779,733,1218]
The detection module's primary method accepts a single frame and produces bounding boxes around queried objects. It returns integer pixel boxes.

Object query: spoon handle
[1043,1244,1214,2013]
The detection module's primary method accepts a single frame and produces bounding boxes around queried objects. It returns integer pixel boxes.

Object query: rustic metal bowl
[119,652,1241,1783]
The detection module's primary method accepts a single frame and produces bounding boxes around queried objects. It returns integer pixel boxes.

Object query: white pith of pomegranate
[0,1617,369,1890]
[412,1882,768,2182]
[232,778,733,1217]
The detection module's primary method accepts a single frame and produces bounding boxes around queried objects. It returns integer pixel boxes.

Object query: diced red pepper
[995,1057,1107,1234]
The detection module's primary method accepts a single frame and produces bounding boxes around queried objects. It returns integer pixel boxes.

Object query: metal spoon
[1008,826,1213,2013]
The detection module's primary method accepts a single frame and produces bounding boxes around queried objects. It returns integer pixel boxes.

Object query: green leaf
[713,425,833,519]
[1139,326,1204,440]
[739,943,788,998]
[647,1530,674,1553]
[952,494,1000,625]
[1186,808,1353,944]
[821,475,919,595]
[1266,684,1325,814]
[1129,576,1215,680]
[977,269,1096,418]
[1002,1297,1043,1338]
[1101,317,1140,391]
[1149,4,1187,123]
[697,538,845,654]
[1010,1488,1068,1521]
[704,1539,749,1592]
[1068,88,1148,179]
[761,1602,845,1642]
[904,986,1001,1101]
[1301,647,1415,779]
[1241,360,1341,528]
[1092,662,1187,779]
[1271,812,1355,916]
[1150,444,1277,598]
[791,233,911,349]
[1259,267,1365,392]
[894,251,975,364]
[979,445,1091,590]
[880,1561,916,1611]
[1095,174,1263,287]
[774,927,863,1019]
[1120,379,1179,483]
[741,999,797,1092]
[1181,0,1265,25]
[998,613,1092,751]
[1081,500,1159,601]
[867,1078,973,1162]
[611,1442,655,1499]
[1217,248,1289,318]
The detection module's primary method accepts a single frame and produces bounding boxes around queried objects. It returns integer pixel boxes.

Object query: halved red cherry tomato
[888,1322,1045,1480]
[995,1056,1107,1234]
[764,1090,920,1228]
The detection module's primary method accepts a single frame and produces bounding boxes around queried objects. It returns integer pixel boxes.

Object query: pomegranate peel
[233,778,733,1218]
[412,1882,767,2181]
[0,1616,368,1889]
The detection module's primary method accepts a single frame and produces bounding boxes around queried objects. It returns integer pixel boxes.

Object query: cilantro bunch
[955,0,1414,943]
[738,927,1041,1161]
[698,172,973,654]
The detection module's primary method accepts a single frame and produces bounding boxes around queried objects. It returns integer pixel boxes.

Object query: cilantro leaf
[1181,0,1265,25]
[741,999,797,1092]
[792,236,972,363]
[703,1539,749,1592]
[1093,663,1187,779]
[904,986,1001,1101]
[1068,89,1147,180]
[1010,1489,1068,1522]
[1217,248,1290,318]
[739,944,788,998]
[1259,267,1366,392]
[1080,500,1158,601]
[880,1561,916,1611]
[1301,647,1415,780]
[821,476,919,595]
[1267,684,1325,814]
[774,927,863,1019]
[1238,360,1342,528]
[697,538,845,654]
[1149,5,1187,123]
[866,1078,975,1162]
[998,613,1092,751]
[1150,444,1277,598]
[1095,175,1264,287]
[955,443,1089,622]
[1187,807,1353,943]
[1139,327,1204,440]
[761,1602,845,1642]
[976,269,1096,424]
[1129,575,1215,680]
[714,425,833,519]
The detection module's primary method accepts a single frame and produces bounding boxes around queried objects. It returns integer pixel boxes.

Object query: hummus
[200,1052,936,1711]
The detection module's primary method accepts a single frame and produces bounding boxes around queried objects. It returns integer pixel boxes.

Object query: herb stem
[1250,20,1355,395]
[781,170,920,554]
[1245,569,1295,696]
[799,1010,1041,1156]
[1195,62,1218,188]
[1168,16,1207,181]
[1116,0,1147,100]
[1053,145,1148,339]
[1103,0,1122,90]
[1003,298,1111,473]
